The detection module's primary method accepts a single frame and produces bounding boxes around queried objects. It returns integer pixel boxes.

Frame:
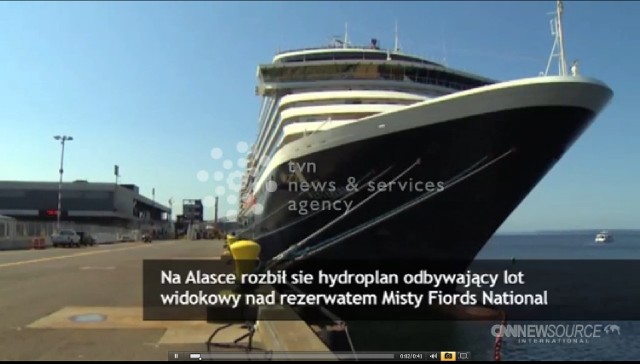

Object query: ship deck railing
[275,45,387,55]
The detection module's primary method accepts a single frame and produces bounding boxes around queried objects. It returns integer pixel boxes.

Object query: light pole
[152,188,155,222]
[54,135,73,231]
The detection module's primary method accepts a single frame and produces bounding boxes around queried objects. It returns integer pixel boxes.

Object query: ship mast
[544,0,569,76]
[343,22,349,48]
[394,20,400,53]
[556,0,568,75]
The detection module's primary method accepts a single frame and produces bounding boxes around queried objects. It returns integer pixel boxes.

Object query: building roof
[0,180,170,213]
[0,180,115,191]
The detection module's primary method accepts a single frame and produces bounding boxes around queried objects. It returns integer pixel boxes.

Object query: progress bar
[168,351,446,361]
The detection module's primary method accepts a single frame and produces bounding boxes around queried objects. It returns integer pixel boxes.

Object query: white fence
[0,217,17,238]
[0,216,175,244]
[0,220,139,244]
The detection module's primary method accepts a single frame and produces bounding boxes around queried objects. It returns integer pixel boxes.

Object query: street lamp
[54,135,73,230]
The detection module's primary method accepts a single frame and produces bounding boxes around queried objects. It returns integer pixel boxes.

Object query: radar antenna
[544,0,569,76]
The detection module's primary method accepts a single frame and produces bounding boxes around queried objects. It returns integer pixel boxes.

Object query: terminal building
[173,199,238,237]
[0,181,171,229]
[175,199,203,237]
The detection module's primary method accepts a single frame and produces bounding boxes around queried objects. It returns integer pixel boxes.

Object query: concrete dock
[0,239,331,360]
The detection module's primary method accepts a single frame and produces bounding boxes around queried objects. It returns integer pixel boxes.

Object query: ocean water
[347,231,640,361]
[479,231,640,361]
[477,230,640,260]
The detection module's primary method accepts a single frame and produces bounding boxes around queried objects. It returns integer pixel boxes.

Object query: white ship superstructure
[239,39,495,215]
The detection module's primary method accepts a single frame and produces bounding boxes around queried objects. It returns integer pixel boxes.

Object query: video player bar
[168,351,471,361]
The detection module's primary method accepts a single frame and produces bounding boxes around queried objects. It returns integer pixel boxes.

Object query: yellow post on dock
[226,234,239,247]
[228,240,261,280]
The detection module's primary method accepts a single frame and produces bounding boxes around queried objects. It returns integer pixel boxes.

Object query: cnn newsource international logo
[491,324,621,344]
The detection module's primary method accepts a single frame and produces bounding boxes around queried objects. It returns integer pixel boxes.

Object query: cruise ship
[236,2,613,274]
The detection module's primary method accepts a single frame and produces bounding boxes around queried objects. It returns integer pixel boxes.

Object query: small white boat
[595,230,613,243]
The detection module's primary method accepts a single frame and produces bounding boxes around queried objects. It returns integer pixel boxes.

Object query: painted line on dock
[0,244,154,269]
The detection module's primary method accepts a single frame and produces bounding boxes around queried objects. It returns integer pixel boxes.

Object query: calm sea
[347,231,640,361]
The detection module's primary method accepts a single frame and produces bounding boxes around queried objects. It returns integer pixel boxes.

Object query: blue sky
[0,1,637,232]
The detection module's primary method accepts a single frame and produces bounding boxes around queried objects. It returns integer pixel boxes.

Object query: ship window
[262,61,493,92]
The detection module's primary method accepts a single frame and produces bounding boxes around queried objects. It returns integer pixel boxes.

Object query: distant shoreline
[496,229,640,235]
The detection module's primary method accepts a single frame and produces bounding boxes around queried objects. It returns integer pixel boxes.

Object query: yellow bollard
[226,234,238,247]
[228,240,261,280]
